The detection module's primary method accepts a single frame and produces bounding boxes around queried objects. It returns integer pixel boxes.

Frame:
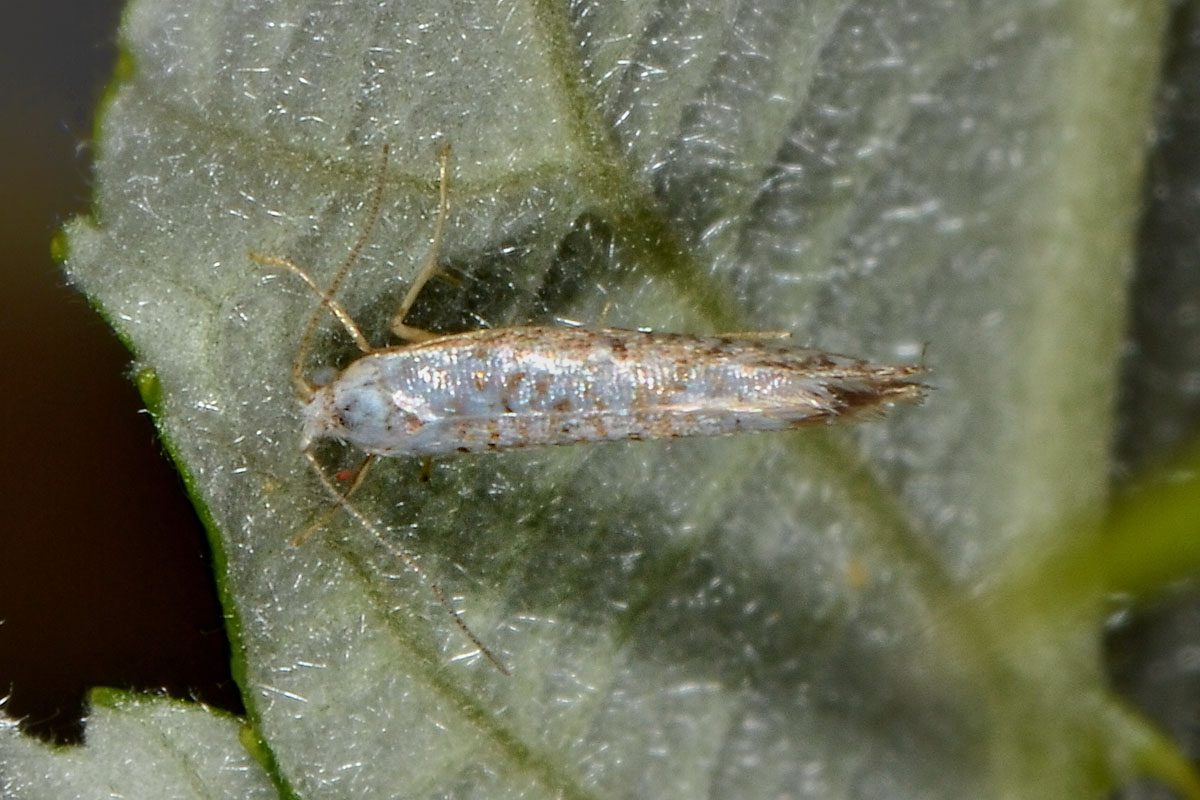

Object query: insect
[252,143,927,674]
[301,325,926,457]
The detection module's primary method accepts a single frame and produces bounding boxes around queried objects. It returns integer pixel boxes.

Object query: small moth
[253,143,926,673]
[301,325,926,457]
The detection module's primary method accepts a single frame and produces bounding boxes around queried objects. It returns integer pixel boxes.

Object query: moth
[253,143,927,673]
[300,325,925,457]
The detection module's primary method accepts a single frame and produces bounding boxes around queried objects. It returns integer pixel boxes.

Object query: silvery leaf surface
[0,692,274,799]
[9,0,1188,798]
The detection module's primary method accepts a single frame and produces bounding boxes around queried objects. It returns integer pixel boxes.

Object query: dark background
[1,0,241,742]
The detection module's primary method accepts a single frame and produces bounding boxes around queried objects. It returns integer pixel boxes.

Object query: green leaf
[0,692,274,798]
[10,0,1197,797]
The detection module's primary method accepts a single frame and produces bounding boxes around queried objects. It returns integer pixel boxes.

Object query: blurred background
[1,0,241,742]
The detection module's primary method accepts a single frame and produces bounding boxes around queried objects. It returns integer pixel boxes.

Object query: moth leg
[250,145,390,396]
[597,298,615,327]
[308,142,390,341]
[249,252,373,398]
[715,330,793,341]
[391,141,452,343]
[250,252,373,354]
[301,450,510,674]
[291,454,376,546]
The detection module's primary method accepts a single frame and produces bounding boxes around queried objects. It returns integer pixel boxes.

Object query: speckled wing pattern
[302,326,927,457]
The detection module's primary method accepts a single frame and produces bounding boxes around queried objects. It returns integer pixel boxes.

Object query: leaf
[1106,6,1200,782]
[0,691,274,799]
[9,0,1195,797]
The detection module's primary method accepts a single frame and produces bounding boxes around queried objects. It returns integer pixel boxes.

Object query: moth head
[299,383,342,451]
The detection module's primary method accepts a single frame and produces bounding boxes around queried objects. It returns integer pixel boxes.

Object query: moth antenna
[291,455,375,545]
[303,450,510,675]
[248,252,373,398]
[293,144,391,378]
